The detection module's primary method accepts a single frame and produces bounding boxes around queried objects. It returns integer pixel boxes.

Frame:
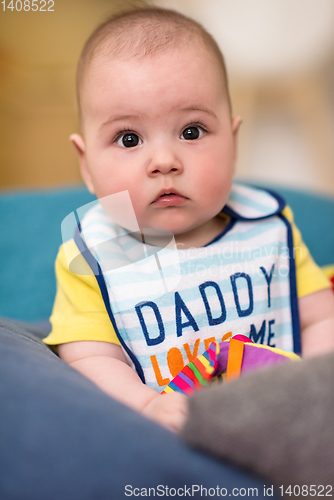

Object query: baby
[43,6,334,432]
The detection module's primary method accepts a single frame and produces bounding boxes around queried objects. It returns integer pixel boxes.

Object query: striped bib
[74,183,300,392]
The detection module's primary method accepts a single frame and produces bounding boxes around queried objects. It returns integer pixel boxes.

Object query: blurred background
[1,0,334,194]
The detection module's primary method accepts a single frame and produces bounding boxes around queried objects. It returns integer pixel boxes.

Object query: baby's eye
[180,126,205,141]
[116,132,142,148]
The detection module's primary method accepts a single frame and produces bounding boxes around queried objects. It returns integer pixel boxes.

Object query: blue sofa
[1,183,333,499]
[0,183,333,322]
[0,183,282,500]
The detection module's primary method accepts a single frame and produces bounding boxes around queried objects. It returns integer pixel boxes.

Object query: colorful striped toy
[162,335,300,396]
[162,341,220,395]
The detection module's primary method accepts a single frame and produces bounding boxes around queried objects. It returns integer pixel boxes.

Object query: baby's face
[72,46,241,247]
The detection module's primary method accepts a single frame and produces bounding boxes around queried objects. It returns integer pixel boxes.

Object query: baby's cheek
[205,172,232,198]
[94,175,129,199]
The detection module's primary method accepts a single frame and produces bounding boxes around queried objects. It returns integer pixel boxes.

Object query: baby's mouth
[152,189,189,206]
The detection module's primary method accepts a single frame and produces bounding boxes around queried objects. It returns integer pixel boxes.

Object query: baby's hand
[142,392,189,433]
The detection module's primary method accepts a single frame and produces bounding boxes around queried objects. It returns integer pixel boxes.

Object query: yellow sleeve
[322,265,334,281]
[43,239,120,347]
[282,206,331,298]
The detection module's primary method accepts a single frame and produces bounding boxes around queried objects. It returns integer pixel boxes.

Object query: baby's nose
[147,146,183,176]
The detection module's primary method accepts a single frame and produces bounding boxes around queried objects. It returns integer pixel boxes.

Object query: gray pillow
[182,351,334,487]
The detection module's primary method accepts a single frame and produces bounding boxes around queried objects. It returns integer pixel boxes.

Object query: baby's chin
[141,223,196,241]
[144,211,197,231]
[135,222,207,250]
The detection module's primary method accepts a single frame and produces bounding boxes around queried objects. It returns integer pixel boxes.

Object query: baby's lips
[152,187,187,203]
[152,194,189,207]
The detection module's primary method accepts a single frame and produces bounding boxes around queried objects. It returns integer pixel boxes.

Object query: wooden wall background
[0,0,145,189]
[1,0,334,194]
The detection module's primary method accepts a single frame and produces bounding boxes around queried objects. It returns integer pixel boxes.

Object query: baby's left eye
[180,126,205,141]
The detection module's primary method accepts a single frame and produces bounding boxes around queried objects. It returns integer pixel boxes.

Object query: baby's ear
[232,116,242,138]
[69,134,95,194]
[231,116,242,160]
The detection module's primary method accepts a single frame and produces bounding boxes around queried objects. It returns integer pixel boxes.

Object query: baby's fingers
[142,392,189,433]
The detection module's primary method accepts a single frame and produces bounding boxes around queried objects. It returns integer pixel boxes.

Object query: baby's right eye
[116,132,142,148]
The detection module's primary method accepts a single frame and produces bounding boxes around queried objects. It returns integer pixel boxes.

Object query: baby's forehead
[76,9,231,126]
[78,27,231,126]
[80,51,228,123]
[86,42,225,89]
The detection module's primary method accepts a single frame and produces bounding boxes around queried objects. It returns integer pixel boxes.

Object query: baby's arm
[299,287,334,357]
[58,341,187,432]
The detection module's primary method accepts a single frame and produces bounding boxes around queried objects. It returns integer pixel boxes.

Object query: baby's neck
[174,214,228,250]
